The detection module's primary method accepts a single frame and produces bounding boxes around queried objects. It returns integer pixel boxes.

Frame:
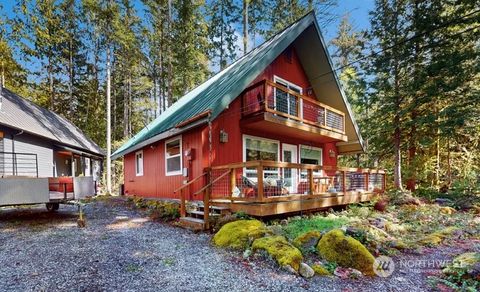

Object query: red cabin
[112,13,385,229]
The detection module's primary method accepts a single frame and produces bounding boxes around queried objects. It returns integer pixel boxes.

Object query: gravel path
[0,199,472,291]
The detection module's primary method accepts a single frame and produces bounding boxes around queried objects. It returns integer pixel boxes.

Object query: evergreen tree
[172,0,210,96]
[0,5,26,92]
[206,0,240,70]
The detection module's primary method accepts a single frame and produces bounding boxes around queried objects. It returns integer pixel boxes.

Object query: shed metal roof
[0,88,104,157]
[113,12,364,159]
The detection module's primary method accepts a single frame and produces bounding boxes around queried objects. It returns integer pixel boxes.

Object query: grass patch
[283,216,348,240]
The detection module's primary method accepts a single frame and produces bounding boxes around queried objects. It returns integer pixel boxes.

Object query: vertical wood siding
[124,46,340,198]
[124,127,205,199]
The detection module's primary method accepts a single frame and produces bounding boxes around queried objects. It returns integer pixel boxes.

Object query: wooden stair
[178,201,230,231]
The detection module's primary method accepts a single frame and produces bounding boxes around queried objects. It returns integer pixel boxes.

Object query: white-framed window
[135,151,144,176]
[300,145,323,179]
[165,136,182,176]
[273,75,303,117]
[242,135,280,180]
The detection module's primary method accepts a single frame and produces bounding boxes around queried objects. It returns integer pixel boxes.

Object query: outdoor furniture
[238,176,289,198]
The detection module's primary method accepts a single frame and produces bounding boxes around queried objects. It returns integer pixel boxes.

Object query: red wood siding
[124,127,206,199]
[123,46,339,199]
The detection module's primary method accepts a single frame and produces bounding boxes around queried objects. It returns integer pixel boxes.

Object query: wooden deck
[176,160,385,229]
[211,192,374,217]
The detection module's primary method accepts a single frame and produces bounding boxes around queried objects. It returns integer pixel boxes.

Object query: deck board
[211,192,374,216]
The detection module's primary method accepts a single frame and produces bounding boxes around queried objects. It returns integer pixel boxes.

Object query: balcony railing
[242,80,346,134]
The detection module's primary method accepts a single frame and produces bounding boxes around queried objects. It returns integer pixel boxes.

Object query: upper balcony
[241,80,347,142]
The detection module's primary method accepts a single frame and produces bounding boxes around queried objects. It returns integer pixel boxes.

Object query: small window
[165,136,182,176]
[135,151,144,176]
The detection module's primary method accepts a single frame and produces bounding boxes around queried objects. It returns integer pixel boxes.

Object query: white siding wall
[5,133,54,177]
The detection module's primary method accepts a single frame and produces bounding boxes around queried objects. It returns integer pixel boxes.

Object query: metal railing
[207,160,386,202]
[242,80,346,134]
[0,152,39,177]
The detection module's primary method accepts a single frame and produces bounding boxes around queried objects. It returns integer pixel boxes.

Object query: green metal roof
[112,12,337,159]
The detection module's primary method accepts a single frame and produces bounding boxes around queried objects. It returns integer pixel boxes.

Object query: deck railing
[0,152,39,177]
[208,160,386,202]
[242,80,346,134]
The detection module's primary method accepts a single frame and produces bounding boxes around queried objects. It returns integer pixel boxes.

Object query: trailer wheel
[46,203,60,212]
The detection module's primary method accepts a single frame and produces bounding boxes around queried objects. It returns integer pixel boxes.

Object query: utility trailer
[0,151,97,212]
[0,176,96,212]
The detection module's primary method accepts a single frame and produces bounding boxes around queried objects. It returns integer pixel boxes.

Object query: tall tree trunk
[48,57,54,109]
[106,45,112,194]
[243,0,249,55]
[69,38,74,115]
[1,60,4,88]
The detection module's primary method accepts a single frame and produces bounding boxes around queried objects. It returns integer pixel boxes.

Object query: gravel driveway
[0,199,467,291]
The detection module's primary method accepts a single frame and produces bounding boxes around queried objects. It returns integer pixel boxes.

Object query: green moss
[293,231,322,252]
[443,252,480,275]
[316,229,376,276]
[417,227,460,246]
[283,216,347,240]
[213,220,267,249]
[252,236,303,271]
[312,264,331,276]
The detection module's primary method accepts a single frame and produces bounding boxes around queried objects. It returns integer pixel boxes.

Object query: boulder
[299,263,315,278]
[267,225,285,236]
[252,236,303,271]
[213,220,268,249]
[317,229,376,276]
[293,231,322,252]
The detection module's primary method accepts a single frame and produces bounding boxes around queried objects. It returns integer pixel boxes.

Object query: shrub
[252,236,303,271]
[317,229,376,276]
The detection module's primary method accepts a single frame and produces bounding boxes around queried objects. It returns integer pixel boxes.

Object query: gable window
[300,145,322,179]
[273,76,302,117]
[135,151,144,176]
[165,136,182,176]
[243,135,279,180]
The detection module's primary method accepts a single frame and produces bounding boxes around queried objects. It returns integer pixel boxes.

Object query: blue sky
[1,0,374,75]
[1,0,374,42]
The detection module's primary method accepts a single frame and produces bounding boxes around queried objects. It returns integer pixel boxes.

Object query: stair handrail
[193,169,231,196]
[193,169,231,230]
[174,171,208,218]
[173,172,208,193]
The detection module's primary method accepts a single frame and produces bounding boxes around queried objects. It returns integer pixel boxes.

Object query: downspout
[11,130,24,176]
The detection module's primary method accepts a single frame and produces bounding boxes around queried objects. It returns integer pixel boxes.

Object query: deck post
[263,80,268,111]
[229,168,236,203]
[180,188,186,217]
[204,170,211,230]
[364,171,369,192]
[382,173,387,192]
[257,165,264,201]
[308,169,314,195]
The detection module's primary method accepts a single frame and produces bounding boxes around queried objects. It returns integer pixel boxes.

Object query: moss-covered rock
[252,236,303,271]
[293,231,322,252]
[316,229,376,276]
[417,226,460,246]
[312,264,331,276]
[213,220,267,249]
